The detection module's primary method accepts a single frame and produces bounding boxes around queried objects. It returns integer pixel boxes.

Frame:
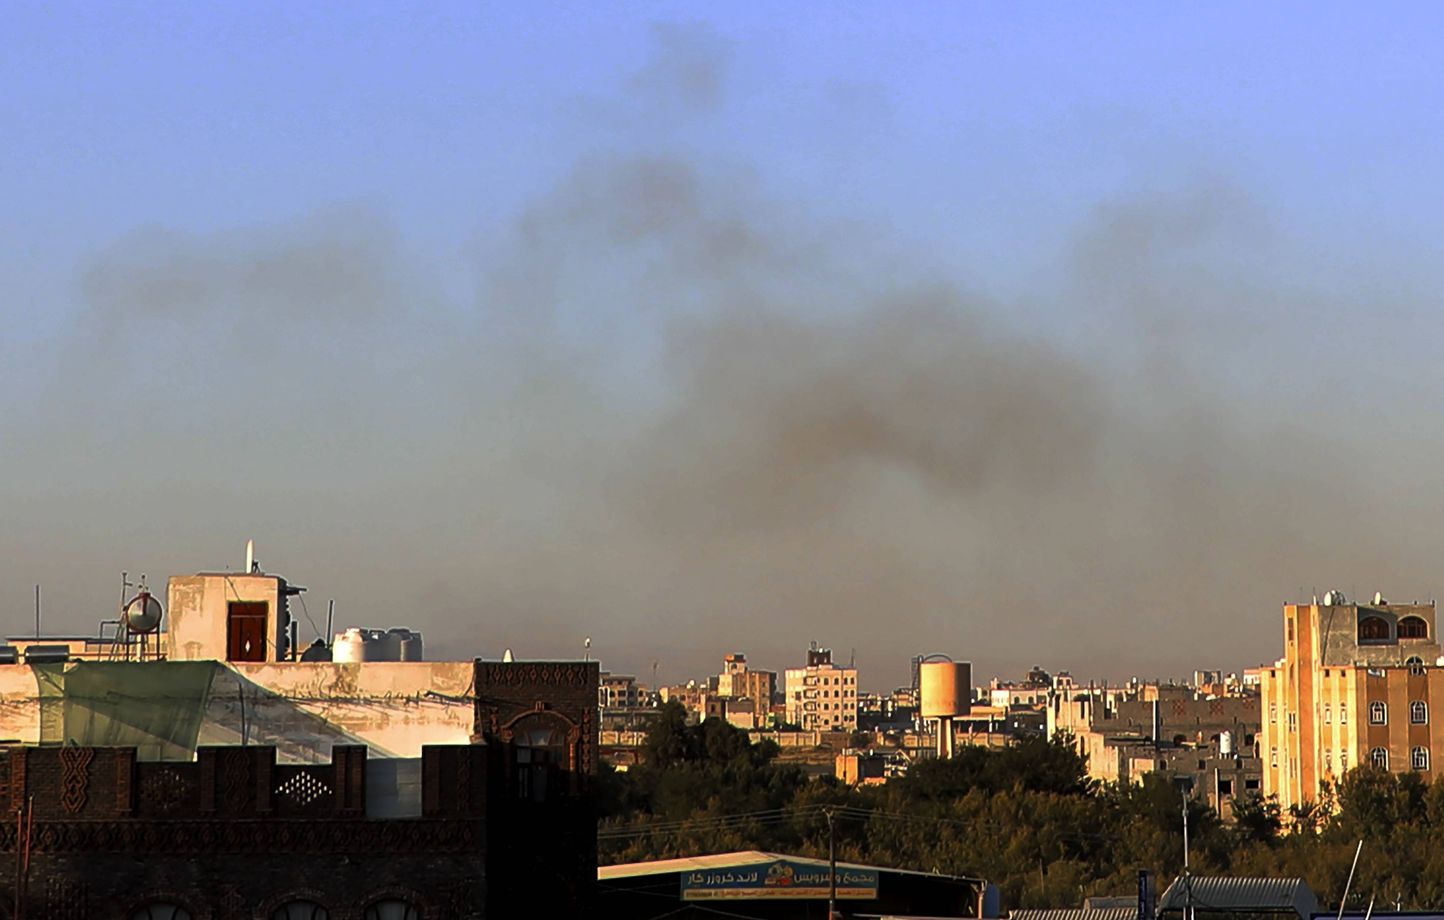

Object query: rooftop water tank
[919,661,972,719]
[395,629,424,662]
[1220,730,1234,756]
[123,592,163,634]
[23,645,71,665]
[333,628,367,663]
[0,646,19,665]
[364,629,398,662]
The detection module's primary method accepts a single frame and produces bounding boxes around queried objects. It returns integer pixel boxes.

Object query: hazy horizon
[7,6,1444,690]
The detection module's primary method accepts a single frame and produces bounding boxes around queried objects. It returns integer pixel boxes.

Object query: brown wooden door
[227,602,268,662]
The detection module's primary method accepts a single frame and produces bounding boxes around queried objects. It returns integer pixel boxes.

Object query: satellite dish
[123,591,163,634]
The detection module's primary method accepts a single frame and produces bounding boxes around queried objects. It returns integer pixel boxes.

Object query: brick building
[0,658,599,919]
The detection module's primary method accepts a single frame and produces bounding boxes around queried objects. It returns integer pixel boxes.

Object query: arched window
[1399,616,1430,639]
[272,902,329,920]
[1371,747,1389,769]
[1412,700,1428,725]
[509,712,572,802]
[364,901,420,920]
[131,906,193,920]
[1359,616,1391,643]
[1413,747,1431,771]
[1369,701,1388,725]
[1408,656,1427,676]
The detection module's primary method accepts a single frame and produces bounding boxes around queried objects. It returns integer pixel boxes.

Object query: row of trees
[598,702,1444,910]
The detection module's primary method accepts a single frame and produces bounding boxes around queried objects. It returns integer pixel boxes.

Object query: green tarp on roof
[38,661,220,761]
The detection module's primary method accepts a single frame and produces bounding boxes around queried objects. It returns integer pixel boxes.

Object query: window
[1288,712,1297,731]
[364,902,420,920]
[1341,750,1348,770]
[1325,750,1333,772]
[1245,778,1260,790]
[1400,616,1430,639]
[1323,704,1331,724]
[272,903,329,920]
[512,715,570,802]
[1408,656,1427,676]
[1414,747,1431,771]
[1359,616,1391,643]
[1412,700,1429,725]
[1270,746,1278,768]
[132,906,193,920]
[1341,705,1348,724]
[1372,747,1389,770]
[1369,701,1388,725]
[1270,704,1277,721]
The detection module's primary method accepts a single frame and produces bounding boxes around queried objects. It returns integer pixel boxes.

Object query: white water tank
[920,661,972,719]
[333,628,367,663]
[1220,731,1234,756]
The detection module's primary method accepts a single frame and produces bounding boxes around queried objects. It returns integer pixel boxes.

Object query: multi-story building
[599,671,641,710]
[718,653,749,697]
[784,645,859,732]
[1049,679,1262,816]
[715,653,778,726]
[1261,593,1443,812]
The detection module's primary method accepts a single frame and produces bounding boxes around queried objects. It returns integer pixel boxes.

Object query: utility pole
[825,807,838,920]
[1181,791,1193,920]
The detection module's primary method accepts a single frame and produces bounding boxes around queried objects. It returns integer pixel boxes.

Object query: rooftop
[598,850,982,884]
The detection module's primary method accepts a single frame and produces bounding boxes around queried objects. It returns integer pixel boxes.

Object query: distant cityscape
[0,557,1434,918]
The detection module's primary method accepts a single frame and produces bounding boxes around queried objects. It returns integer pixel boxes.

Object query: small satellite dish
[123,591,163,634]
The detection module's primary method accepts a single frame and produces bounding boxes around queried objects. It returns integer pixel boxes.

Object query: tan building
[716,653,778,726]
[1261,594,1442,812]
[785,645,858,731]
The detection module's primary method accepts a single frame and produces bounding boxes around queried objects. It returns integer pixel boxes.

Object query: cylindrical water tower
[919,659,972,759]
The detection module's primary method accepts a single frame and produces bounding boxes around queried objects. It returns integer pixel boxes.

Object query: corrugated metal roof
[598,850,981,883]
[1010,908,1137,920]
[1158,876,1318,919]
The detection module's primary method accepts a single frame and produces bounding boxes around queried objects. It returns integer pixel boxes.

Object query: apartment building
[716,653,779,726]
[599,671,641,709]
[1261,593,1443,811]
[784,645,859,731]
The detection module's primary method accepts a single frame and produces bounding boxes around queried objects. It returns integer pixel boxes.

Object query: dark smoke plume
[5,23,1442,688]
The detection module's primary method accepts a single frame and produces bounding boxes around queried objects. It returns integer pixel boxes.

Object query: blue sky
[5,4,1444,684]
[7,3,1443,320]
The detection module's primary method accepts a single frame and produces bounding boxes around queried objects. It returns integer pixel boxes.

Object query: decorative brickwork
[58,746,94,815]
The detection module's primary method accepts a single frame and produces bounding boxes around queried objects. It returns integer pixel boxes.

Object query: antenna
[584,636,592,661]
[325,599,335,645]
[33,585,40,640]
[245,539,256,573]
